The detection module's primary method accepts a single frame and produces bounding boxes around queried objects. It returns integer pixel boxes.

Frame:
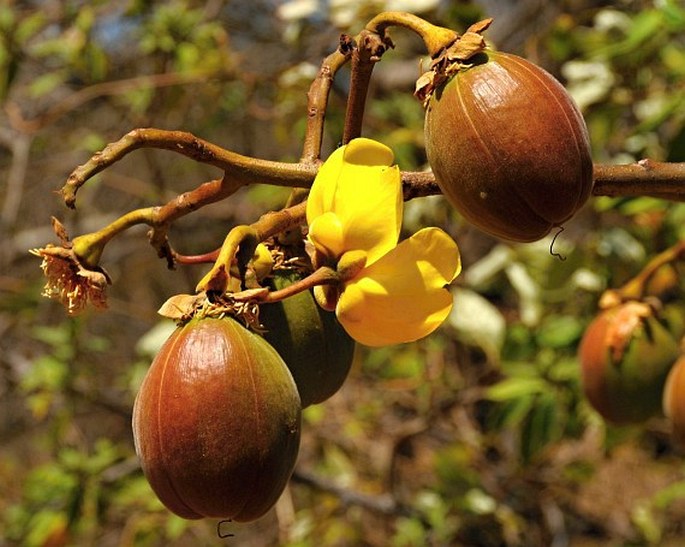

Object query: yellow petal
[308,211,345,260]
[336,227,461,346]
[306,146,346,222]
[306,138,402,264]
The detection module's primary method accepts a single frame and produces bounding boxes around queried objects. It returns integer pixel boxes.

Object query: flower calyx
[414,17,492,106]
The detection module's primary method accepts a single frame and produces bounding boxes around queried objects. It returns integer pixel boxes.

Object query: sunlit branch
[342,30,390,144]
[301,47,350,162]
[61,128,318,208]
[399,161,685,201]
[592,160,685,201]
[364,11,458,57]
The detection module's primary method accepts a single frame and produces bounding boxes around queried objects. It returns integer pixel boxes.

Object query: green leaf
[491,395,536,430]
[521,395,559,461]
[535,315,584,349]
[29,70,66,98]
[485,377,547,402]
[16,11,46,44]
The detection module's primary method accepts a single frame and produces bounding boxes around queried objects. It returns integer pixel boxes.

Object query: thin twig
[61,128,685,217]
[251,201,307,240]
[61,128,318,208]
[291,467,416,518]
[301,47,351,163]
[1,133,32,231]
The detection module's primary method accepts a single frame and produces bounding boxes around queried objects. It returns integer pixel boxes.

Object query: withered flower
[30,219,111,314]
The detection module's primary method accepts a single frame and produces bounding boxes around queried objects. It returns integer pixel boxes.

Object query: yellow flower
[306,138,461,347]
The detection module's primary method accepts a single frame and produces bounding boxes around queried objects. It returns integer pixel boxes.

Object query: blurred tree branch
[4,70,234,134]
[291,467,418,519]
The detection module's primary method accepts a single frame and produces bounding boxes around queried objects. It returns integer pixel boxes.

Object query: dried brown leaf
[158,293,206,320]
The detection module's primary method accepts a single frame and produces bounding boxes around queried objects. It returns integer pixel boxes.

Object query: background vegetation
[1,0,684,545]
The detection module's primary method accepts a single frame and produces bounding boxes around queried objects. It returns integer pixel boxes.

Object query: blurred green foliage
[1,0,685,545]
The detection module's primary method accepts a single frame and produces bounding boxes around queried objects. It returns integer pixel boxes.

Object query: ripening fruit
[132,317,301,521]
[260,270,355,407]
[663,355,685,445]
[578,301,680,425]
[424,50,593,242]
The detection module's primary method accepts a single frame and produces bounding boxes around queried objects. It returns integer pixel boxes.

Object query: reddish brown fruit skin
[425,50,593,242]
[579,302,679,425]
[132,317,301,522]
[664,355,685,445]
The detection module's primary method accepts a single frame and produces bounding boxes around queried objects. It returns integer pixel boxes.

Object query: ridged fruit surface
[260,271,355,407]
[579,301,679,424]
[425,50,593,242]
[132,317,301,521]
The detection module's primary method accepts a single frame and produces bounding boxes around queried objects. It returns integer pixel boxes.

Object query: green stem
[252,201,307,241]
[195,225,259,294]
[601,240,685,306]
[70,207,156,268]
[365,11,458,57]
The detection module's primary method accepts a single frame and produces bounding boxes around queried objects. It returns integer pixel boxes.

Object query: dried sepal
[158,293,207,321]
[414,17,492,106]
[158,290,266,333]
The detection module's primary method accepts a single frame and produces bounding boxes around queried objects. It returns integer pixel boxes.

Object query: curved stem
[61,128,318,208]
[195,225,259,294]
[365,11,458,57]
[259,266,339,304]
[600,240,685,307]
[70,207,156,268]
[173,248,221,265]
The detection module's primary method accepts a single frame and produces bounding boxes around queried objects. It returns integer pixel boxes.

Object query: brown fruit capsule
[663,354,685,445]
[260,271,355,407]
[132,317,301,521]
[578,301,680,425]
[424,50,593,242]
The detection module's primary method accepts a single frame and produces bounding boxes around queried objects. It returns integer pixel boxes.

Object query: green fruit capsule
[260,270,356,407]
[132,317,301,522]
[579,301,680,425]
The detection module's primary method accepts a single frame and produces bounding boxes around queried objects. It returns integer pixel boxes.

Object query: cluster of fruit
[132,271,355,521]
[130,29,600,522]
